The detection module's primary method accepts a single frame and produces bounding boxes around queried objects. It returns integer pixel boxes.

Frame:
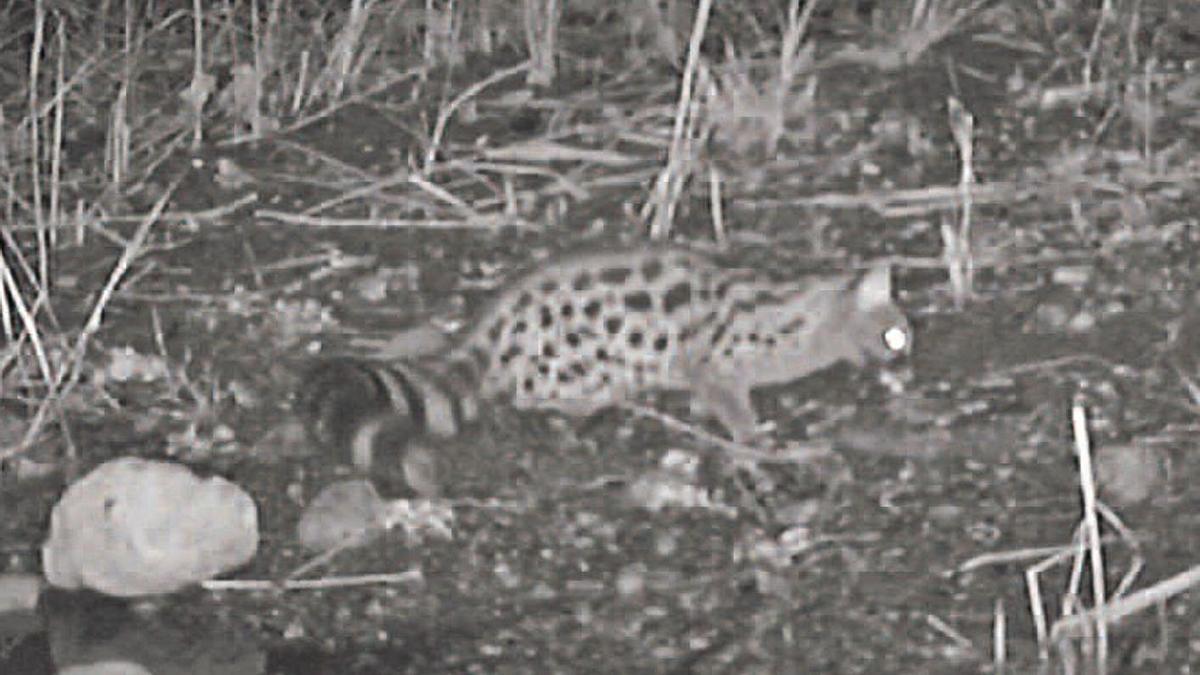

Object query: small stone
[296,479,386,551]
[1051,265,1093,287]
[1094,443,1168,507]
[0,573,43,612]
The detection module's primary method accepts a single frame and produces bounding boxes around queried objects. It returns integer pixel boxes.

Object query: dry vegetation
[3,0,1200,672]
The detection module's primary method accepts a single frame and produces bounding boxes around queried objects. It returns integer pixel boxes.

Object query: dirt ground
[3,2,1200,673]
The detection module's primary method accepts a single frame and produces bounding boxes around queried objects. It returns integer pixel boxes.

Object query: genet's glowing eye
[882,325,909,353]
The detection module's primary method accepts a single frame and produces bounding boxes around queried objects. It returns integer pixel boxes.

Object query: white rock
[42,457,258,597]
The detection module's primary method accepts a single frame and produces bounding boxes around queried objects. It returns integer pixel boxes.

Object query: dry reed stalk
[28,0,45,289]
[5,178,180,460]
[190,0,205,147]
[647,0,713,240]
[523,0,559,87]
[49,13,64,241]
[1070,401,1108,665]
[993,598,1005,668]
[943,96,975,309]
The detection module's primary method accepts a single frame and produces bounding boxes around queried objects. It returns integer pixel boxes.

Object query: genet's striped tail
[296,357,481,495]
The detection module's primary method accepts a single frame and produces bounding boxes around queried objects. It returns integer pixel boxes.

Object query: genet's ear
[854,263,893,308]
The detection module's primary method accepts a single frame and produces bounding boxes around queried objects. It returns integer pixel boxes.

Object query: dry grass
[2,0,1199,671]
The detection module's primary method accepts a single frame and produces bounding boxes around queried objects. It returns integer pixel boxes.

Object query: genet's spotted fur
[299,246,911,472]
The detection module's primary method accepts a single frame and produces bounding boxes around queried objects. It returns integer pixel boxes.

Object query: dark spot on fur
[542,343,556,358]
[641,257,664,281]
[662,282,692,313]
[709,322,727,346]
[512,320,528,335]
[779,317,806,334]
[539,279,558,293]
[653,334,669,351]
[624,291,653,312]
[754,290,782,305]
[540,305,554,328]
[599,266,633,285]
[747,333,759,343]
[731,300,757,315]
[537,363,550,375]
[583,299,602,319]
[513,292,533,313]
[487,318,505,342]
[605,316,622,334]
[566,332,581,348]
[572,271,593,291]
[570,362,588,376]
[765,336,777,347]
[596,347,609,361]
[680,311,717,343]
[628,331,644,347]
[523,377,535,392]
[561,303,574,318]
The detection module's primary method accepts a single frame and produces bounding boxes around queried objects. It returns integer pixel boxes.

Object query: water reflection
[0,590,264,675]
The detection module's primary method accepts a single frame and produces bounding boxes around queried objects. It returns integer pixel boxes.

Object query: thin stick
[1071,402,1108,665]
[97,192,258,224]
[424,61,532,171]
[203,568,423,592]
[708,164,724,246]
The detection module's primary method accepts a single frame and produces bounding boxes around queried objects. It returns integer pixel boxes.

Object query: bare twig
[619,402,832,466]
[255,209,527,229]
[647,0,713,239]
[424,61,532,171]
